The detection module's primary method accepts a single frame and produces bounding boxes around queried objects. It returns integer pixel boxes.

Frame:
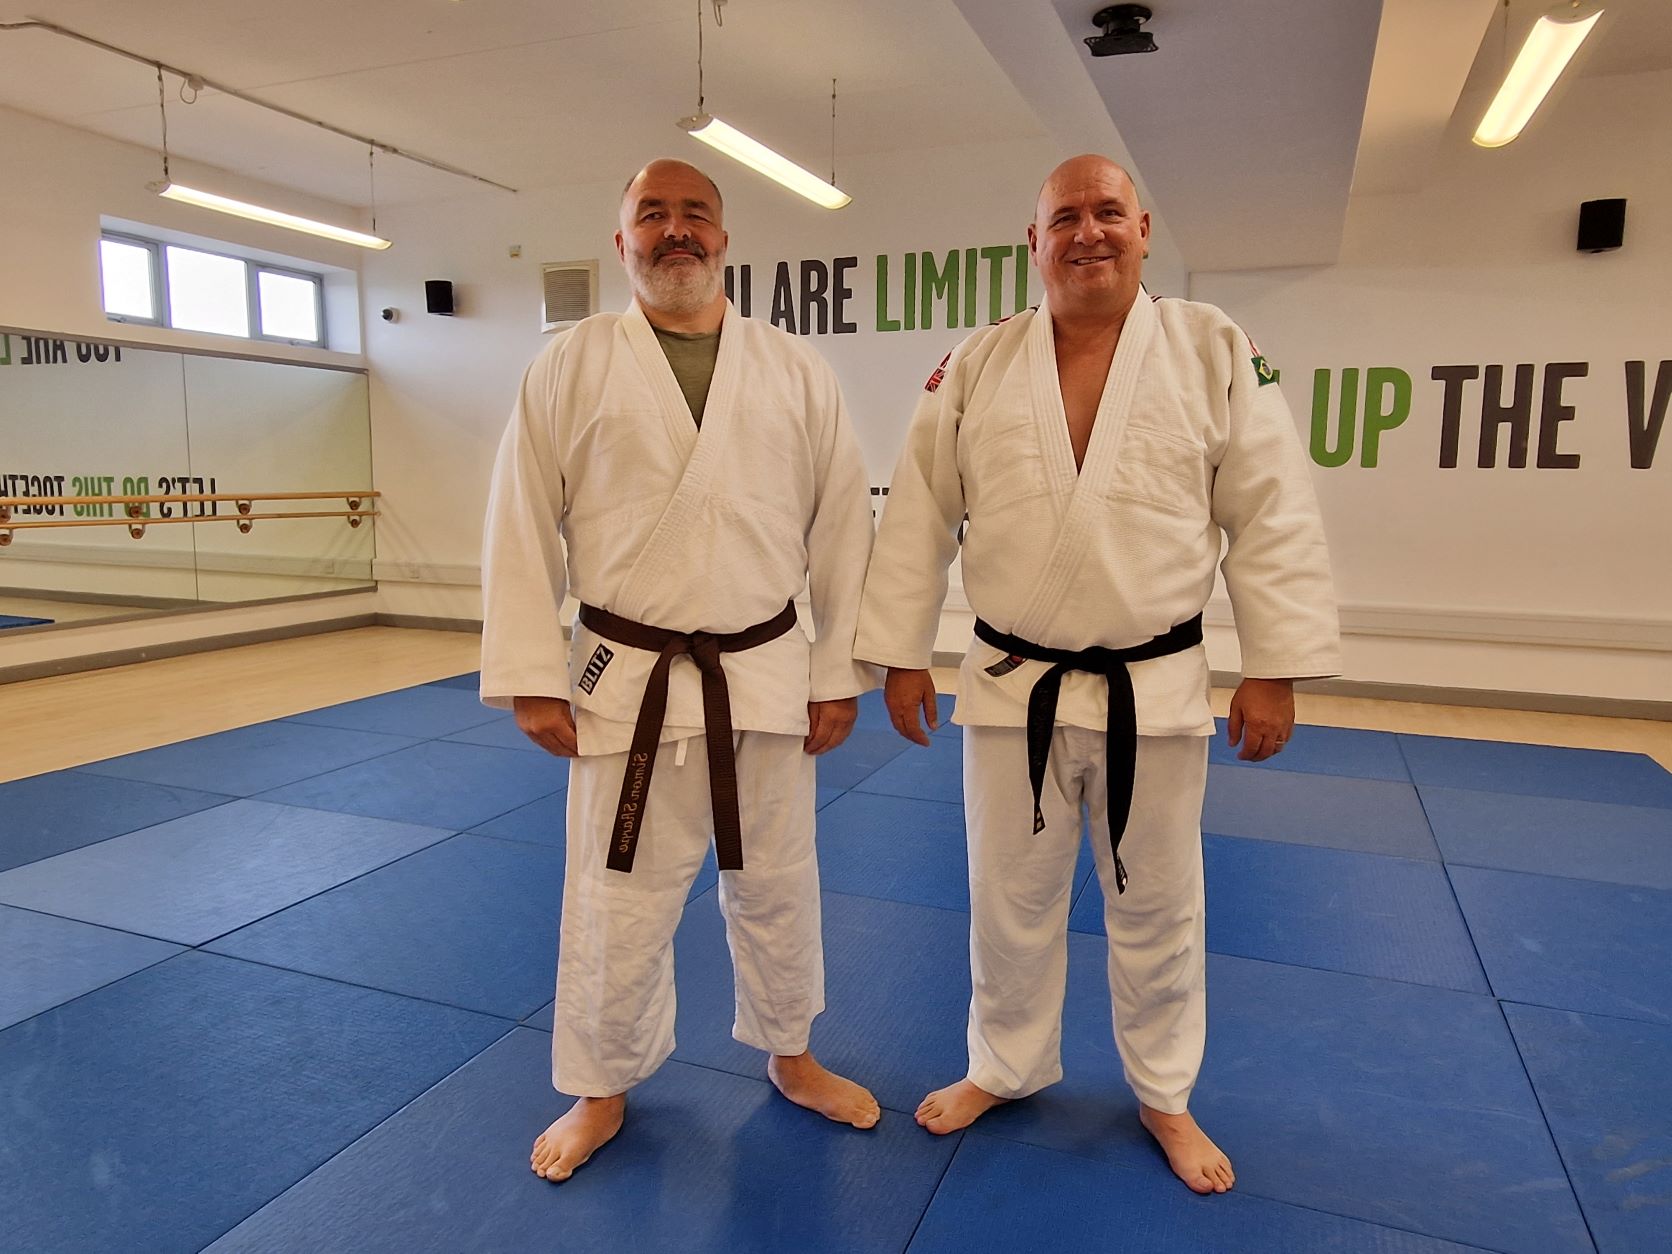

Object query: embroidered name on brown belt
[972,614,1204,895]
[577,600,799,874]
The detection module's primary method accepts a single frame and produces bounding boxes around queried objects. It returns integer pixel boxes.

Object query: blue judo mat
[1,682,1667,1253]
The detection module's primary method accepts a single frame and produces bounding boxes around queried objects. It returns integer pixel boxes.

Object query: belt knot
[577,600,799,874]
[971,613,1204,895]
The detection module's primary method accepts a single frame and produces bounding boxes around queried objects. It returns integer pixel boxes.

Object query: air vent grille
[542,260,598,330]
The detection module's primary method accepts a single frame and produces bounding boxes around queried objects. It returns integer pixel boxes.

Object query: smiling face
[1027,155,1151,321]
[616,159,728,319]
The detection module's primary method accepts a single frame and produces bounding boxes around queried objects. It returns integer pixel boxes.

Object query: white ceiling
[1346,0,1501,196]
[0,0,1048,206]
[961,0,1671,269]
[1048,0,1386,271]
[3,0,1668,271]
[1356,0,1672,196]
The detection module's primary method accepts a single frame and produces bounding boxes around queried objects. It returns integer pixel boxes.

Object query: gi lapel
[613,300,745,620]
[1011,291,1158,642]
[621,298,700,458]
[1025,302,1079,525]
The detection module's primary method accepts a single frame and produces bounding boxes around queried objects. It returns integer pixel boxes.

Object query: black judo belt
[577,600,798,875]
[972,613,1204,895]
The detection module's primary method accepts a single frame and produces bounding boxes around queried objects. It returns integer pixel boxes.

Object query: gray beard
[630,256,721,316]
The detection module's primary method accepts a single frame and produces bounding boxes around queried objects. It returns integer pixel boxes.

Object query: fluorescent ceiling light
[154,181,392,249]
[1472,5,1602,148]
[679,114,851,210]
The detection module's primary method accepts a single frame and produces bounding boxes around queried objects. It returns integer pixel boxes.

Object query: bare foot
[768,1052,881,1128]
[1139,1104,1235,1194]
[915,1079,1007,1135]
[530,1094,625,1182]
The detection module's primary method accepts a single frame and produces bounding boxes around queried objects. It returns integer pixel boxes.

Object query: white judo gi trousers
[963,725,1209,1114]
[552,730,824,1096]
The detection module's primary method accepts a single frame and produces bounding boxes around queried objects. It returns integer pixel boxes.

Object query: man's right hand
[514,695,578,758]
[884,667,940,746]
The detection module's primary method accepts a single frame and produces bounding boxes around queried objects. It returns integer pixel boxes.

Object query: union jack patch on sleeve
[924,351,952,393]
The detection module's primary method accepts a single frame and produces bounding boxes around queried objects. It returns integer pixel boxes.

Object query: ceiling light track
[0,16,517,193]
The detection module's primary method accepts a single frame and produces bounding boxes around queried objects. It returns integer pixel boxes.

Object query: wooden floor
[3,627,480,783]
[4,625,1669,783]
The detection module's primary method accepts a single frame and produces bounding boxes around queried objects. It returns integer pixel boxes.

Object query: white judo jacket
[856,291,1341,736]
[481,300,877,754]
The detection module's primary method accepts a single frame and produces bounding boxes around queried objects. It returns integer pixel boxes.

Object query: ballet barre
[0,490,379,545]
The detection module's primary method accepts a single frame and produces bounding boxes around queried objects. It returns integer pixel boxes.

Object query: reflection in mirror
[0,327,374,636]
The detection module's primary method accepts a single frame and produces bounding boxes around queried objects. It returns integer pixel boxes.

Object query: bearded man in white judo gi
[482,159,882,1184]
[856,155,1340,1194]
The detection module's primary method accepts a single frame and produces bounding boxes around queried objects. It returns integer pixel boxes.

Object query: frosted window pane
[258,270,321,342]
[166,246,250,336]
[100,239,155,319]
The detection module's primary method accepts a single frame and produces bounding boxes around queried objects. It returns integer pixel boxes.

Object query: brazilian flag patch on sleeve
[1251,354,1279,386]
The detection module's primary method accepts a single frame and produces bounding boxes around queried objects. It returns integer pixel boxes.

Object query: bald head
[1034,155,1140,225]
[1026,153,1150,321]
[621,159,724,221]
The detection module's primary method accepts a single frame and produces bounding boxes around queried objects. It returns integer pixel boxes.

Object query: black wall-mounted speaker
[1577,199,1626,253]
[425,279,456,315]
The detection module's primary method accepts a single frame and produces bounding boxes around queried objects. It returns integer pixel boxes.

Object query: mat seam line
[899,1130,970,1253]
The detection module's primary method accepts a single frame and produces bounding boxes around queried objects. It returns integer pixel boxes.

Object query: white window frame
[250,261,328,348]
[100,230,328,348]
[99,231,168,328]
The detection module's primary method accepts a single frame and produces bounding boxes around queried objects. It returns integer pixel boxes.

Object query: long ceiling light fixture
[676,1,851,210]
[146,62,392,249]
[679,114,852,211]
[1472,1,1604,148]
[153,182,393,249]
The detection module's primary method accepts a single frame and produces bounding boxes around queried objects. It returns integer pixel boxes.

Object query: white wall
[1191,67,1672,702]
[364,91,1670,704]
[361,136,1074,619]
[9,72,1666,705]
[0,107,367,365]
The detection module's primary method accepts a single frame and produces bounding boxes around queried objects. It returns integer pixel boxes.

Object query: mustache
[653,237,708,261]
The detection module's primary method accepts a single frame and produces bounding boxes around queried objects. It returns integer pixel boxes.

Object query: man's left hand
[805,697,859,755]
[1227,677,1296,762]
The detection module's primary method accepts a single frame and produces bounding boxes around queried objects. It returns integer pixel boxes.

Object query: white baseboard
[1205,599,1672,653]
[370,559,482,586]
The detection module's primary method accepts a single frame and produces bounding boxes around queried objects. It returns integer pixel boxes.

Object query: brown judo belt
[972,613,1204,895]
[577,600,799,874]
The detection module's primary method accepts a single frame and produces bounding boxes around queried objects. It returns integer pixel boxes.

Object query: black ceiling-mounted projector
[1086,4,1157,56]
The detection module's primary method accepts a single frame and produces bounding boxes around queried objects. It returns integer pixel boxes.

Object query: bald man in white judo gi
[856,155,1340,1194]
[482,159,881,1183]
